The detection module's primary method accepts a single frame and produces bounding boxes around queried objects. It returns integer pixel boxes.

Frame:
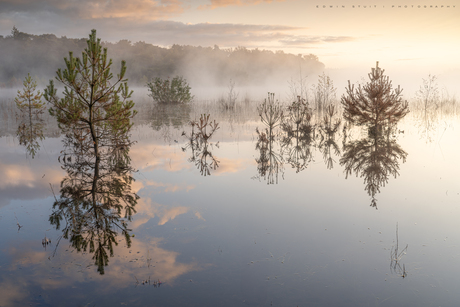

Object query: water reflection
[340,128,407,208]
[16,116,45,159]
[255,127,283,184]
[50,131,138,274]
[317,105,341,170]
[182,114,220,176]
[255,93,284,184]
[280,96,314,173]
[390,223,408,278]
[15,82,46,158]
[414,107,441,143]
[150,103,192,131]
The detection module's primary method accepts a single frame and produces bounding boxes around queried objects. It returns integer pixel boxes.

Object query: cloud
[86,20,306,48]
[199,0,285,10]
[104,21,316,50]
[279,35,355,46]
[0,0,186,21]
[0,4,354,55]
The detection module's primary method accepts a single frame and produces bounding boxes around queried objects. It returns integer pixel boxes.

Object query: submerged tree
[341,62,409,129]
[44,29,137,160]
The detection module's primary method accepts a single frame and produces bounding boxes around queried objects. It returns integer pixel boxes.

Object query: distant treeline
[0,27,325,88]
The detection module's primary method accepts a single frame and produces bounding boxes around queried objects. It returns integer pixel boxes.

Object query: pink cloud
[199,0,285,10]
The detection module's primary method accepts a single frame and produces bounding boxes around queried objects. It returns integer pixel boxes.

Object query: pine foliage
[341,62,409,128]
[15,73,45,115]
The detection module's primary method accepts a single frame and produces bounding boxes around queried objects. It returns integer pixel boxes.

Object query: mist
[1,28,458,107]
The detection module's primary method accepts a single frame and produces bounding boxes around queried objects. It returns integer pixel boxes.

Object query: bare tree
[416,74,439,112]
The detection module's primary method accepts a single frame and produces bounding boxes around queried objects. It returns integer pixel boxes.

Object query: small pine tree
[15,73,45,116]
[341,62,409,129]
[44,29,136,159]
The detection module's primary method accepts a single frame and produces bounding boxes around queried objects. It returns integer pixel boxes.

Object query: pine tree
[341,62,409,129]
[44,29,136,160]
[15,73,45,116]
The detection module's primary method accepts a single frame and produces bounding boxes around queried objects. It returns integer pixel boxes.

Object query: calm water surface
[1,93,460,307]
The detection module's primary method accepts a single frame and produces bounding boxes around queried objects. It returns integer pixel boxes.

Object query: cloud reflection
[130,197,204,229]
[0,236,202,305]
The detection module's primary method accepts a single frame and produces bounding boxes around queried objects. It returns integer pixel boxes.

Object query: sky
[1,0,459,94]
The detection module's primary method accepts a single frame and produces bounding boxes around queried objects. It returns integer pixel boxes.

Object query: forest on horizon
[0,27,325,88]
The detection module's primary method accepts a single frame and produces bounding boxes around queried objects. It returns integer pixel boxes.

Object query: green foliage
[44,29,137,155]
[15,73,45,115]
[43,30,139,275]
[341,62,409,128]
[147,76,193,104]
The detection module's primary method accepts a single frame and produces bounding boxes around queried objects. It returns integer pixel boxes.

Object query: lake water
[1,90,460,306]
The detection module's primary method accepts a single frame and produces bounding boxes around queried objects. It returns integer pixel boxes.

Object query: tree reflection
[414,107,438,143]
[340,128,407,209]
[150,103,192,131]
[15,73,46,158]
[255,93,284,184]
[50,130,138,275]
[280,96,314,173]
[182,114,220,176]
[390,223,408,278]
[16,116,45,159]
[317,105,341,169]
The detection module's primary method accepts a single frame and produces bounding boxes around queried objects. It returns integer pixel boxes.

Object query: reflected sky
[1,97,460,306]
